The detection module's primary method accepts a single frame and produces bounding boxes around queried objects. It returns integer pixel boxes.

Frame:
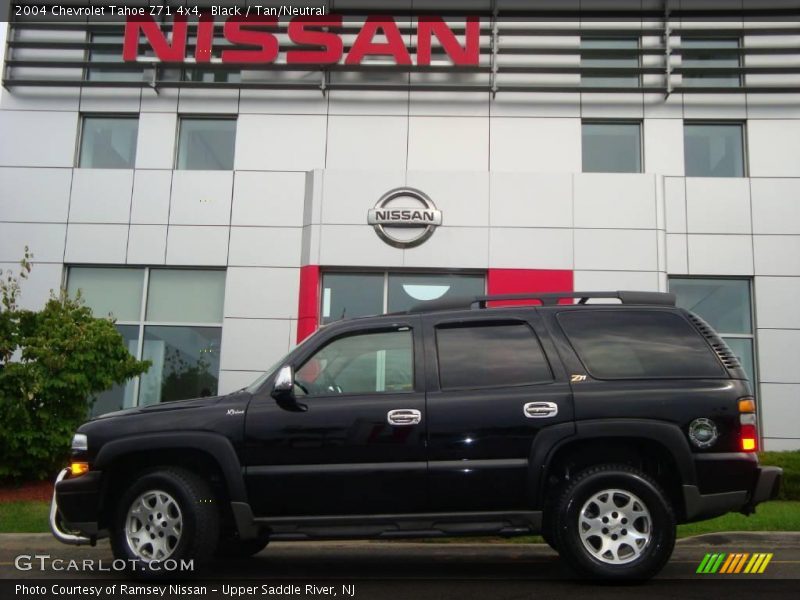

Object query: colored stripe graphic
[696,553,713,573]
[733,553,749,573]
[744,554,761,573]
[698,552,773,574]
[719,554,735,573]
[758,553,773,573]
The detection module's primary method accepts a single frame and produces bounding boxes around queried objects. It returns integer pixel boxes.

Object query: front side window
[581,37,640,88]
[682,38,741,88]
[67,267,226,414]
[558,310,725,379]
[436,322,552,390]
[295,329,414,396]
[669,278,755,383]
[582,122,642,173]
[78,116,138,168]
[684,122,745,177]
[321,271,485,325]
[176,118,237,170]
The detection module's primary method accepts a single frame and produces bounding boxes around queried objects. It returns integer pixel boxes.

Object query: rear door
[422,309,574,511]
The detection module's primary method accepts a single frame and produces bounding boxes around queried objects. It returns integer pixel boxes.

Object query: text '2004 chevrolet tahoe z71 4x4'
[51,291,782,580]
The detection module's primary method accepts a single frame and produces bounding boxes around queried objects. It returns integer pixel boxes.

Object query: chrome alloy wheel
[124,489,183,562]
[578,488,652,565]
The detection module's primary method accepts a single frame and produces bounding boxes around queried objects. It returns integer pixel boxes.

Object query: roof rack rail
[407,290,676,313]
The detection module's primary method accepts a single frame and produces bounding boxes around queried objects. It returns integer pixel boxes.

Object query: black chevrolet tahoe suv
[51,291,782,580]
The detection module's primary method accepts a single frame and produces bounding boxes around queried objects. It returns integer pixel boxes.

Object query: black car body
[52,291,782,579]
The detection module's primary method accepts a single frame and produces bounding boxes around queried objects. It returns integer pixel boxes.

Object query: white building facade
[1,1,799,449]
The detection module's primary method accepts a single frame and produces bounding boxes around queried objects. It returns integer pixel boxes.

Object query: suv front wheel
[552,464,676,580]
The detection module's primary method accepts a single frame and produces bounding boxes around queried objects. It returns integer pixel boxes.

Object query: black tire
[215,532,270,558]
[110,468,220,576]
[552,464,675,581]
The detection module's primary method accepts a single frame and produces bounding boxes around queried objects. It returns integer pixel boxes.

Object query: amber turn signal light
[738,398,756,413]
[69,461,89,477]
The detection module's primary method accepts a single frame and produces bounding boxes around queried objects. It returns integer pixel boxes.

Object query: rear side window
[436,322,553,390]
[558,310,725,379]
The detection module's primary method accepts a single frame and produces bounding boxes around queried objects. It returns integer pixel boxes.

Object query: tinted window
[581,37,639,88]
[436,322,552,390]
[558,310,725,379]
[682,38,740,88]
[582,122,641,173]
[684,123,744,177]
[176,118,236,170]
[296,330,414,396]
[79,117,138,169]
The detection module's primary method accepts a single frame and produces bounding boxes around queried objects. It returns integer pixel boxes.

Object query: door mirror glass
[272,365,294,395]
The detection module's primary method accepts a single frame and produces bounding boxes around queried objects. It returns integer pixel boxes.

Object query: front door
[244,318,427,517]
[422,309,574,511]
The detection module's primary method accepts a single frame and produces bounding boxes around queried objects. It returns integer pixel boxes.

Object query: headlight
[71,433,88,453]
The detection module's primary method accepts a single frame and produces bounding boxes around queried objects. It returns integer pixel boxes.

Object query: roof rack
[407,291,676,313]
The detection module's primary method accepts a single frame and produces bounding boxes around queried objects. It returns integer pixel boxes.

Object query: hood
[91,394,227,420]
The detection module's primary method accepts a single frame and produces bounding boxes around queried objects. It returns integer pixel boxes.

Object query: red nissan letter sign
[222,17,280,63]
[417,16,480,66]
[345,16,412,65]
[287,16,344,64]
[123,15,188,62]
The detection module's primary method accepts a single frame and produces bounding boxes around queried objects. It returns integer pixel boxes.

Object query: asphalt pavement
[0,532,797,599]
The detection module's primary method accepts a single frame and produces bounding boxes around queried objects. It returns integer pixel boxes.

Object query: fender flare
[529,419,697,508]
[93,431,248,503]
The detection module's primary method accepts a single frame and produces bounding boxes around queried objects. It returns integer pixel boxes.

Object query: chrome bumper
[50,468,92,546]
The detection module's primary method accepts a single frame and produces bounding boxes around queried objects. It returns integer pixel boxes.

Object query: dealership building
[1,1,799,449]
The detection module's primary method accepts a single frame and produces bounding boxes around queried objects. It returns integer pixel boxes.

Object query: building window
[684,122,745,177]
[176,117,237,170]
[582,121,642,173]
[87,33,144,82]
[681,38,741,88]
[669,278,755,385]
[78,116,138,169]
[67,267,226,415]
[436,322,553,390]
[320,272,486,324]
[581,37,640,88]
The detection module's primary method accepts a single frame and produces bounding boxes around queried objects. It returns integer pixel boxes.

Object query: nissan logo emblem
[367,188,442,249]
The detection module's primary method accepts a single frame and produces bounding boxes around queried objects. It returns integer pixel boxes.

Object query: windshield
[243,333,316,393]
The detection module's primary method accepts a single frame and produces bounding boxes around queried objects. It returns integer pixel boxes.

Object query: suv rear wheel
[110,468,220,574]
[552,464,675,580]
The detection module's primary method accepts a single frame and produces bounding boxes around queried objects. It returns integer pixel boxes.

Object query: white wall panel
[131,171,172,224]
[234,115,327,171]
[758,329,800,383]
[490,118,581,173]
[0,261,63,310]
[759,384,800,442]
[685,178,752,234]
[748,120,800,177]
[218,370,265,395]
[0,223,66,262]
[573,270,660,292]
[318,225,404,267]
[69,170,133,224]
[687,234,754,275]
[664,177,687,233]
[239,90,328,115]
[126,225,166,265]
[320,170,405,225]
[574,174,657,229]
[406,171,490,227]
[169,171,233,226]
[80,89,141,113]
[220,317,292,372]
[754,235,800,276]
[223,267,300,319]
[232,171,306,227]
[490,172,572,228]
[403,226,489,269]
[64,224,127,264]
[489,228,573,269]
[751,179,800,234]
[666,234,688,274]
[178,89,239,114]
[0,167,71,223]
[165,226,228,266]
[407,117,489,171]
[0,111,78,167]
[135,113,177,169]
[228,227,302,267]
[644,119,684,176]
[574,229,658,271]
[326,116,408,171]
[755,276,800,330]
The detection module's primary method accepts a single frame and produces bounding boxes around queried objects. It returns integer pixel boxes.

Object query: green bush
[759,451,800,501]
[0,249,149,481]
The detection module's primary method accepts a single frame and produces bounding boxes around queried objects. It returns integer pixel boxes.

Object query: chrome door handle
[523,402,558,419]
[387,409,422,426]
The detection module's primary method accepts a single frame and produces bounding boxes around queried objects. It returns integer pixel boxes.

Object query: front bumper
[683,464,783,522]
[50,467,105,546]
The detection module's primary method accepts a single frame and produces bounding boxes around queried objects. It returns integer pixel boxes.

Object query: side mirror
[271,365,307,412]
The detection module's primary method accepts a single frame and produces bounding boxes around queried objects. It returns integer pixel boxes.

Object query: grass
[0,501,50,533]
[759,451,800,501]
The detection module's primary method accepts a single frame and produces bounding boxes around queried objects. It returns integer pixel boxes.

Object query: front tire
[552,464,675,580]
[110,468,220,575]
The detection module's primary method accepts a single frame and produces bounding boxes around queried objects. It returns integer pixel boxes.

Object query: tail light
[738,396,758,452]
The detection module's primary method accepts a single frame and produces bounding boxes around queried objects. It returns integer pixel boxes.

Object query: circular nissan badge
[367,188,442,249]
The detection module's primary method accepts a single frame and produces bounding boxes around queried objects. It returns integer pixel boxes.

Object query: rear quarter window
[557,309,726,379]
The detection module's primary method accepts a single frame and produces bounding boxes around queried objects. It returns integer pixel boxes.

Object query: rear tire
[552,464,675,580]
[110,468,220,576]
